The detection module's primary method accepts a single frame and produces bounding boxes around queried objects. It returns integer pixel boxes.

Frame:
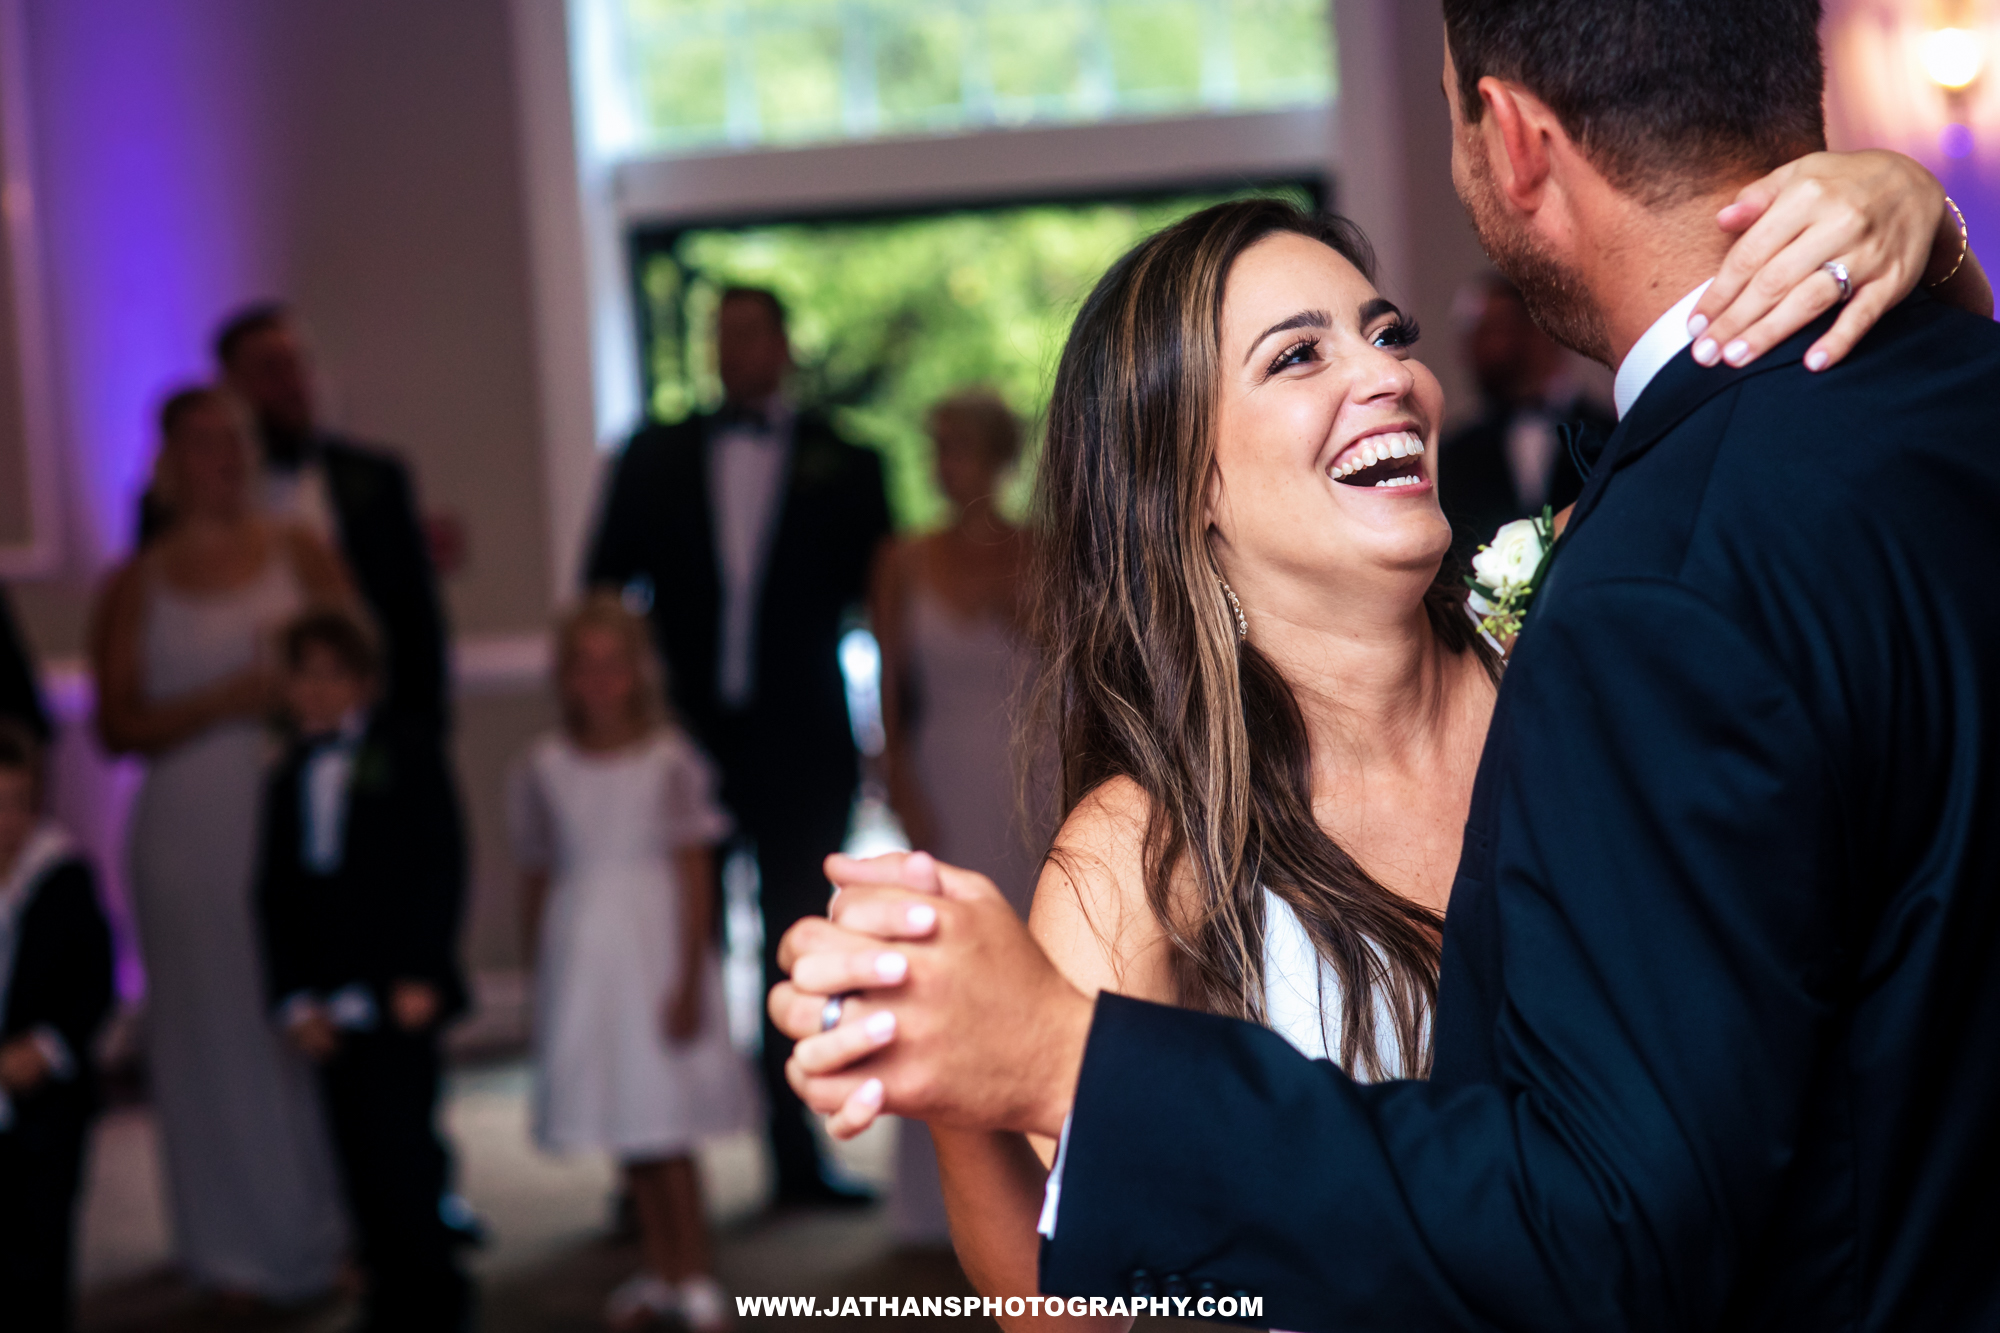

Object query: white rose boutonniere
[1466,505,1558,646]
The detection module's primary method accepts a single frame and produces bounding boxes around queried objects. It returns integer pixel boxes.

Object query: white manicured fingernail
[1686,313,1708,338]
[865,1011,896,1041]
[874,952,908,983]
[1806,349,1830,371]
[1723,339,1751,366]
[1693,338,1719,365]
[907,903,936,932]
[856,1078,884,1107]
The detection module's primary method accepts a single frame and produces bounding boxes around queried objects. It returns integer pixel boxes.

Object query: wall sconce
[1922,26,1986,89]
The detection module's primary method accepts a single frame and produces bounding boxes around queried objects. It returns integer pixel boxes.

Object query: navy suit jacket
[1042,293,2000,1331]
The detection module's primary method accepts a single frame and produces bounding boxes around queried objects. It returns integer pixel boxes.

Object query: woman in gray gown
[871,389,1044,1243]
[91,387,353,1304]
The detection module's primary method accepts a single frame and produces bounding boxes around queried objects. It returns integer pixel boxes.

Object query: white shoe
[676,1275,733,1332]
[604,1272,676,1329]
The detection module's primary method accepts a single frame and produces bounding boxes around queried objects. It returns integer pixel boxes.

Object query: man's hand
[768,852,1094,1142]
[391,980,440,1031]
[288,1006,340,1062]
[0,1036,49,1093]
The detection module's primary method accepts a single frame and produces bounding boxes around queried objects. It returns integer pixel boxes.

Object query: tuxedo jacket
[255,714,468,1022]
[1043,293,2000,1331]
[0,586,48,742]
[314,439,452,737]
[1439,399,1606,563]
[140,436,451,735]
[584,411,891,806]
[1,859,114,1130]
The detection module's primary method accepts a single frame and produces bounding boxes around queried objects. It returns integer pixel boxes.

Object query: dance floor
[75,1061,1220,1331]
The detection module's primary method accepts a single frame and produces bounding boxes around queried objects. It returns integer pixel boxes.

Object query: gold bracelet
[1929,195,1970,289]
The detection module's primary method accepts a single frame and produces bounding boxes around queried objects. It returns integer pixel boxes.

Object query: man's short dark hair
[1443,0,1827,203]
[0,718,44,808]
[282,609,382,683]
[717,285,787,333]
[214,301,293,367]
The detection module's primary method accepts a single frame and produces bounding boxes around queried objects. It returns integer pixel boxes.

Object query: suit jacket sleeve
[385,731,468,995]
[345,454,450,734]
[857,445,892,562]
[254,761,313,1006]
[5,862,115,1064]
[1042,577,1844,1333]
[584,434,660,592]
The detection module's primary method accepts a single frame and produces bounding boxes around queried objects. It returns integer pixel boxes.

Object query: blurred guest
[257,611,470,1333]
[1439,275,1613,559]
[0,587,48,742]
[870,389,1038,1245]
[0,722,114,1333]
[126,303,453,736]
[586,287,890,1207]
[872,390,1037,911]
[91,387,349,1306]
[508,596,753,1332]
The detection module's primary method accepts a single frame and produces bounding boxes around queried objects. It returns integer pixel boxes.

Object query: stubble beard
[1459,151,1613,367]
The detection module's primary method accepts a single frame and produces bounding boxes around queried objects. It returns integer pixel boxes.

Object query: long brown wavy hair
[1029,198,1493,1078]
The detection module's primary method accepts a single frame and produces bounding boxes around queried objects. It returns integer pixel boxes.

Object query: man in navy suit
[767,2,2000,1329]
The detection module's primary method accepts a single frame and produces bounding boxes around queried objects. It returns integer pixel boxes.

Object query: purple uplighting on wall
[23,0,289,565]
[1942,122,1976,160]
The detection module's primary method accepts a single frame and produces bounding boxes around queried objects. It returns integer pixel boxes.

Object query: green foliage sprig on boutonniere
[1465,506,1558,647]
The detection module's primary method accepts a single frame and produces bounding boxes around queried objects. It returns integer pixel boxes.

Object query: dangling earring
[1218,578,1248,641]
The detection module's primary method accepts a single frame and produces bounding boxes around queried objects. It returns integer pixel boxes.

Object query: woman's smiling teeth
[1329,430,1428,487]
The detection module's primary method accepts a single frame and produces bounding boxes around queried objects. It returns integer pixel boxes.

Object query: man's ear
[1476,77,1557,212]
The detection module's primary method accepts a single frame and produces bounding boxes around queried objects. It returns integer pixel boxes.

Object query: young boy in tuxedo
[0,722,115,1333]
[256,612,471,1333]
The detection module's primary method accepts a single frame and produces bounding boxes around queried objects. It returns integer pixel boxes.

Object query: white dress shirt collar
[1613,280,1714,420]
[301,709,369,876]
[709,400,796,710]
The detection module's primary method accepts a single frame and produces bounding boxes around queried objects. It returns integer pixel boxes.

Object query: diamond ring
[820,995,847,1033]
[1823,260,1853,305]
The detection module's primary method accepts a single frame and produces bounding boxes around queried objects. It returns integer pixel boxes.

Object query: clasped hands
[286,979,442,1062]
[769,852,1092,1141]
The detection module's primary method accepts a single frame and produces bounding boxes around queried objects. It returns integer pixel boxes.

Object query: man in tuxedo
[586,286,891,1206]
[769,2,2000,1328]
[1440,275,1609,560]
[200,304,453,736]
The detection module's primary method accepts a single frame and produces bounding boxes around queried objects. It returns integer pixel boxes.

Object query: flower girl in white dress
[508,595,756,1331]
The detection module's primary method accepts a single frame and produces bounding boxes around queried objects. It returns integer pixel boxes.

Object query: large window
[634,185,1314,527]
[614,0,1334,154]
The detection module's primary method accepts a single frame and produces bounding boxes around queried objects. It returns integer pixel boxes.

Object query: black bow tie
[713,402,772,432]
[1560,419,1614,478]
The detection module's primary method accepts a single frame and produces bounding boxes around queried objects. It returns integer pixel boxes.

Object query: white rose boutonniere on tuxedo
[1466,506,1558,648]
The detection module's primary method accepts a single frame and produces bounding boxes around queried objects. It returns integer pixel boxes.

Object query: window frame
[627,167,1327,430]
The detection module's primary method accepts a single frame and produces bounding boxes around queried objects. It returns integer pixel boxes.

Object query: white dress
[1261,887,1420,1075]
[508,730,759,1158]
[125,554,347,1299]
